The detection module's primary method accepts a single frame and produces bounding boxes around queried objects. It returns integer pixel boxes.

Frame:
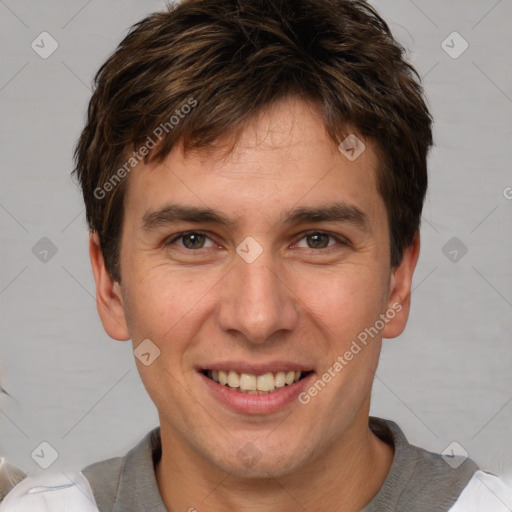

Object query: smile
[202,369,312,394]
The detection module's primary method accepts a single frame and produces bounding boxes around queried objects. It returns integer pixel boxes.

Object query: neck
[155,414,393,512]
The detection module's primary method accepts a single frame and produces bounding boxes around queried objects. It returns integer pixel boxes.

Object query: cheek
[121,263,229,373]
[122,269,211,411]
[293,264,389,340]
[122,267,206,341]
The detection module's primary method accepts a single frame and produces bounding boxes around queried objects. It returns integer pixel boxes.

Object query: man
[2,0,511,511]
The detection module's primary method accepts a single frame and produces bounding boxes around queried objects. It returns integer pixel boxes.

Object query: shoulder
[0,470,99,512]
[366,417,481,511]
[448,470,512,512]
[370,417,512,511]
[81,455,124,512]
[81,427,162,512]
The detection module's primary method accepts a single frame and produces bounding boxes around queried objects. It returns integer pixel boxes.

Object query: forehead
[123,97,384,229]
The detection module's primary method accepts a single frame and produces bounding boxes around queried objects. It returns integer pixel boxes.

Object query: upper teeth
[208,370,302,393]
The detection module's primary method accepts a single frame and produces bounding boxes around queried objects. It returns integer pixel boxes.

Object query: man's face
[93,97,415,477]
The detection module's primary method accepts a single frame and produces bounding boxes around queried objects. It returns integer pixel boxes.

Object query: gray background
[1,0,511,483]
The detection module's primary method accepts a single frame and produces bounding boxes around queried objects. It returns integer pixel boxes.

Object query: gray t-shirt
[82,417,478,512]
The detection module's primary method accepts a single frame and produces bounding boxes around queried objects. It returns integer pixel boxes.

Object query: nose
[216,251,299,345]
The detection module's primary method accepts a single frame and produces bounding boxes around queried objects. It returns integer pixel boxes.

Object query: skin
[90,97,420,512]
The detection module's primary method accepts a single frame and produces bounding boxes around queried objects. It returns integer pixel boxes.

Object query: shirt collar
[112,427,167,512]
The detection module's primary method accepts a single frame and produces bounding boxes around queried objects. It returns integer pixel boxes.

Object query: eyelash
[164,230,350,253]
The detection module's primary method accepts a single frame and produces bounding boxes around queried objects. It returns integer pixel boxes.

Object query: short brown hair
[73,0,432,282]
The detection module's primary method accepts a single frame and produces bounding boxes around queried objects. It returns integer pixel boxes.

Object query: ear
[89,231,130,341]
[382,231,421,339]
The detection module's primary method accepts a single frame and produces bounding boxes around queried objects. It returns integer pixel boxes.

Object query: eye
[166,231,216,250]
[164,230,348,253]
[294,231,347,250]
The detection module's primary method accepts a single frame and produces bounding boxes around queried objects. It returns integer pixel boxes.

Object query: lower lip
[199,371,315,415]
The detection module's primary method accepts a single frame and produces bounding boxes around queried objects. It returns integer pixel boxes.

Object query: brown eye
[181,232,206,249]
[166,231,215,250]
[294,231,349,252]
[306,232,331,249]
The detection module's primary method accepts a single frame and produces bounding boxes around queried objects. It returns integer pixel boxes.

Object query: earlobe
[89,231,130,341]
[382,232,421,339]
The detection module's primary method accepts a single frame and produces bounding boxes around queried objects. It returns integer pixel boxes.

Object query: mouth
[200,369,314,395]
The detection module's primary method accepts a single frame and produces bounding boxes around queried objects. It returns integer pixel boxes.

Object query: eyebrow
[141,201,370,232]
[142,204,237,231]
[279,203,369,231]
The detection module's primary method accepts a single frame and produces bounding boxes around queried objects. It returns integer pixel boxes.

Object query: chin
[209,435,314,479]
